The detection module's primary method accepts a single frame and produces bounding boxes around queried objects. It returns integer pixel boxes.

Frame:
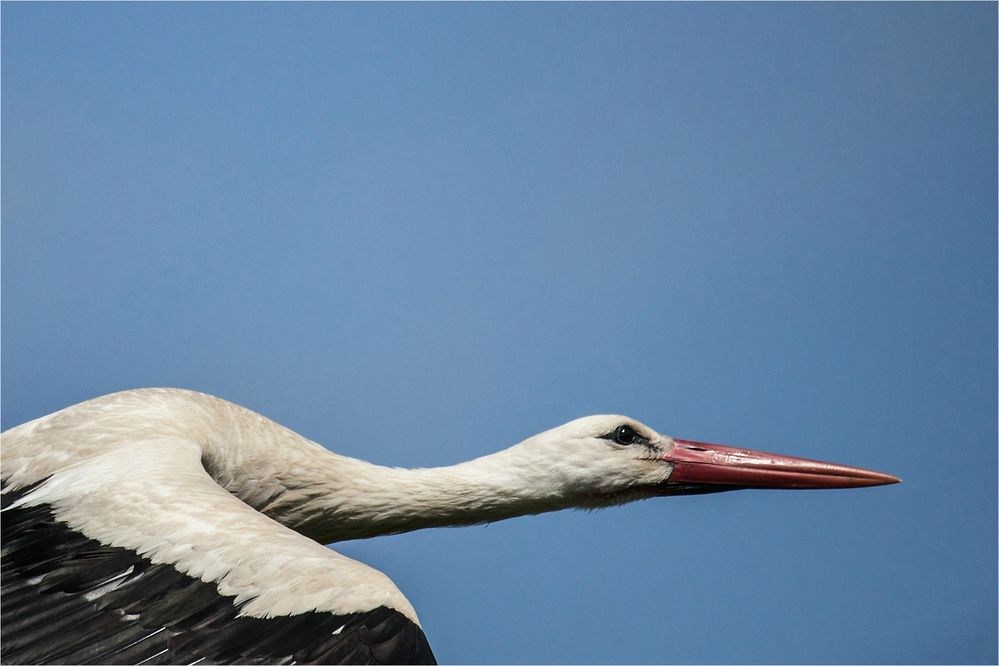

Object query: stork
[1,388,899,664]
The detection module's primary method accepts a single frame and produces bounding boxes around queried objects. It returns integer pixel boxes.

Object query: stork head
[518,416,900,508]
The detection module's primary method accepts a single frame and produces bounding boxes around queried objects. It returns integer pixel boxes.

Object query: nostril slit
[685,446,707,452]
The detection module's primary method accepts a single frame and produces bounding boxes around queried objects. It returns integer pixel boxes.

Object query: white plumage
[0,388,899,664]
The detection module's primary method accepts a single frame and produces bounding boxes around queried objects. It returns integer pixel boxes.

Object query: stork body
[1,388,899,664]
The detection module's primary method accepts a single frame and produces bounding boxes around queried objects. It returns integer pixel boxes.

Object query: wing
[1,489,434,665]
[1,438,436,665]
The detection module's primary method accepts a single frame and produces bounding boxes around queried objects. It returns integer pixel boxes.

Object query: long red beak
[664,439,901,490]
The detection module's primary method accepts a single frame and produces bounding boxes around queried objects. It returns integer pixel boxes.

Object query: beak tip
[850,473,901,488]
[863,470,902,487]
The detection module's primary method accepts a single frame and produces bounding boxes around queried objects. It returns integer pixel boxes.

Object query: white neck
[281,452,571,543]
[205,419,574,543]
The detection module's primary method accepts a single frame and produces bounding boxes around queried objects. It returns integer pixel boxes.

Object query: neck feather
[209,426,571,543]
[299,453,569,542]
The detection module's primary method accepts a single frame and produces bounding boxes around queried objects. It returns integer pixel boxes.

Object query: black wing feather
[1,486,436,665]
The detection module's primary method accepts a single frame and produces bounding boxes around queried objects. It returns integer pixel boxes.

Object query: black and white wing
[0,438,435,665]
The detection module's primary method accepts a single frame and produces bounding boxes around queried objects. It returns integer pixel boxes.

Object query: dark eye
[614,425,638,445]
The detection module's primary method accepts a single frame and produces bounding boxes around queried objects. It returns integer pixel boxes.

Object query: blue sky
[2,3,995,664]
